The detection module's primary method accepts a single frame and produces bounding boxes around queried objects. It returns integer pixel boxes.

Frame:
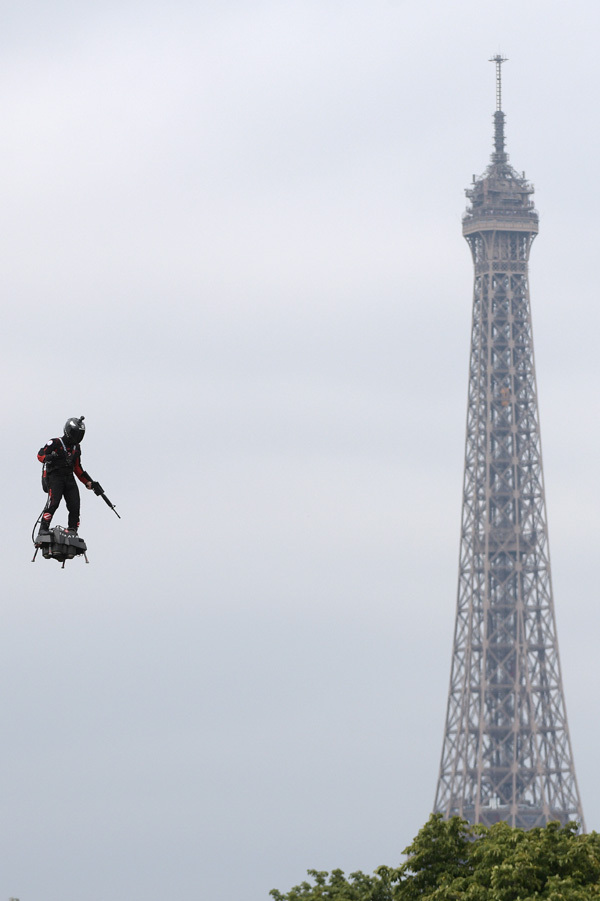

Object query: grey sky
[2,1,600,899]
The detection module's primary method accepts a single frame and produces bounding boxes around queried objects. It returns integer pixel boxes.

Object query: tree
[269,866,398,900]
[270,814,600,900]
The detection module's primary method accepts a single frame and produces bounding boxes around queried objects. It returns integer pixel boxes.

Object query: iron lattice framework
[434,58,584,830]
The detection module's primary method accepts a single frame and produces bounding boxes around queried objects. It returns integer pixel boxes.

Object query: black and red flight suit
[37,438,93,531]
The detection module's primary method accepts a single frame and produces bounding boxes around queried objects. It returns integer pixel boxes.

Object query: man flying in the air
[37,416,96,535]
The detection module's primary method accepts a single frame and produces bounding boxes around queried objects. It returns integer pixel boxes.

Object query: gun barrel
[101,493,121,519]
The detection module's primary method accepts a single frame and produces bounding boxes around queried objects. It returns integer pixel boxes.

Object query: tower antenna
[489,54,508,111]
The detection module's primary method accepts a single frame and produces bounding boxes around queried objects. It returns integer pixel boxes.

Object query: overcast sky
[2,1,600,899]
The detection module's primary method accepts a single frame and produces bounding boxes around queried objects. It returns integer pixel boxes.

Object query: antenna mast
[489,54,508,111]
[489,54,508,162]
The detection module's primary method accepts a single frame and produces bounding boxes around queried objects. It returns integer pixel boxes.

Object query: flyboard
[33,526,89,567]
[31,484,120,569]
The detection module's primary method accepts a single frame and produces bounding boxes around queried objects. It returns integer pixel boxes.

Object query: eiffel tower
[433,57,584,829]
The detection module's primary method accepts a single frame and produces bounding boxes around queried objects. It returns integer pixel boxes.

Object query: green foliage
[396,811,471,899]
[271,814,600,900]
[268,867,395,901]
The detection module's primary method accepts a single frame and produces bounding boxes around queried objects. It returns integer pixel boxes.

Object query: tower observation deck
[433,57,584,829]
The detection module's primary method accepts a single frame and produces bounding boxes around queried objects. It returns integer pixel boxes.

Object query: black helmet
[64,415,86,444]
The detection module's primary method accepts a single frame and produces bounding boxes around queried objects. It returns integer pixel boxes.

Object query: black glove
[92,481,104,496]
